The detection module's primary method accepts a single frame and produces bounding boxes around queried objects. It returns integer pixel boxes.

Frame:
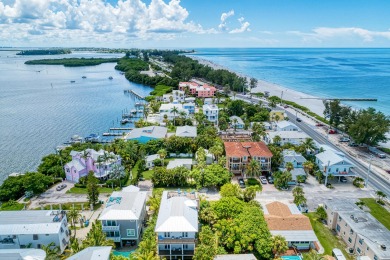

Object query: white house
[159,103,189,123]
[145,154,160,169]
[266,131,310,146]
[99,186,147,246]
[203,104,219,125]
[155,191,198,260]
[67,246,112,260]
[166,159,193,170]
[126,126,167,144]
[315,150,356,178]
[251,122,271,130]
[176,126,197,138]
[0,249,46,260]
[0,210,70,253]
[163,90,185,103]
[275,120,300,131]
[229,116,244,129]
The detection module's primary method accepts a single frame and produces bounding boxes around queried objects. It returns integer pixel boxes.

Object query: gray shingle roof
[67,247,112,260]
[175,126,197,137]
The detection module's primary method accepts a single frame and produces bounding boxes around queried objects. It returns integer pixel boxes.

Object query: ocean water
[0,51,152,182]
[189,48,390,115]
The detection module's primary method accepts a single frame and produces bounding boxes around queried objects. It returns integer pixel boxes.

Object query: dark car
[315,123,324,127]
[56,184,67,191]
[267,176,274,184]
[238,178,246,188]
[328,129,337,134]
[340,176,348,183]
[296,118,302,122]
[259,176,267,185]
[348,142,358,147]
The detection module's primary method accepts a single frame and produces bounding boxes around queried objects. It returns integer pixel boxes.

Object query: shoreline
[189,56,326,116]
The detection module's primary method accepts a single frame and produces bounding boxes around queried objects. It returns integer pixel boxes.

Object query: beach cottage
[126,126,167,144]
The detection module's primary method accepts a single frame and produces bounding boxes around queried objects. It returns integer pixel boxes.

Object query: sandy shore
[191,56,326,116]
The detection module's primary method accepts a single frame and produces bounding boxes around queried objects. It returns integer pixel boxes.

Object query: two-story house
[99,185,147,246]
[163,90,186,103]
[224,142,273,175]
[324,200,390,260]
[183,102,195,114]
[315,150,356,180]
[0,210,70,253]
[265,131,310,146]
[159,103,189,123]
[229,116,245,129]
[275,121,299,131]
[202,104,219,125]
[280,149,307,185]
[155,191,198,260]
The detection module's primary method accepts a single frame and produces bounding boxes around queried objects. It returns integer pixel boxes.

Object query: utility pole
[280,91,284,106]
[324,160,330,187]
[365,155,373,187]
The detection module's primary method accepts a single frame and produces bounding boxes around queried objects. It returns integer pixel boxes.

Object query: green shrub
[246,178,260,186]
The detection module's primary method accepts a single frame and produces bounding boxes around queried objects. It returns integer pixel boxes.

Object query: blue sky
[1,0,390,48]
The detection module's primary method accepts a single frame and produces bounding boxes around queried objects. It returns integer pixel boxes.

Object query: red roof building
[224,142,273,175]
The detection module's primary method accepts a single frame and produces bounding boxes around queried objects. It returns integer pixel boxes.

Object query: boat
[69,135,83,144]
[121,119,130,124]
[70,80,76,83]
[130,109,137,114]
[108,76,113,80]
[82,76,87,79]
[85,133,100,143]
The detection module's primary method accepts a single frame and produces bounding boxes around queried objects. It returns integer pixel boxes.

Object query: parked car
[296,118,302,122]
[328,129,337,134]
[267,176,274,184]
[315,123,324,127]
[259,176,267,185]
[340,176,348,183]
[284,105,289,108]
[238,178,246,188]
[348,141,358,147]
[56,184,67,191]
[369,146,386,158]
[339,136,350,142]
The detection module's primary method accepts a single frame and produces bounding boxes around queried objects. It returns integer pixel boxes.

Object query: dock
[110,128,133,131]
[124,89,145,99]
[103,132,124,136]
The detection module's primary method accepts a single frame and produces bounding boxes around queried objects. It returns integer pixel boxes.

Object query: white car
[259,176,267,184]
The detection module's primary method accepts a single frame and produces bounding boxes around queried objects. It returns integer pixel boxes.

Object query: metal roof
[99,186,147,221]
[145,154,159,162]
[0,249,46,260]
[166,159,193,170]
[67,246,112,260]
[155,191,198,233]
[315,150,353,167]
[126,126,167,139]
[268,131,309,139]
[175,126,197,138]
[0,210,64,235]
[276,120,299,130]
[283,149,307,163]
[270,230,318,242]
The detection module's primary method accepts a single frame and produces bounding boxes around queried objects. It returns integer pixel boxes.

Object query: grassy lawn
[67,186,114,194]
[141,169,154,180]
[305,213,353,260]
[0,202,25,211]
[360,198,390,230]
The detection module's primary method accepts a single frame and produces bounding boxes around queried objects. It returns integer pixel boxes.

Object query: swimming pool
[281,256,303,260]
[112,250,134,257]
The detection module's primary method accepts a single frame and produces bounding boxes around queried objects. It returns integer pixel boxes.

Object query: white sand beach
[191,56,326,116]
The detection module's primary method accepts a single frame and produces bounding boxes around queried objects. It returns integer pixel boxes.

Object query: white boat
[70,135,83,143]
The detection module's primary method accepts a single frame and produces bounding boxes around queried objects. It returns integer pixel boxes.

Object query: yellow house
[269,109,285,121]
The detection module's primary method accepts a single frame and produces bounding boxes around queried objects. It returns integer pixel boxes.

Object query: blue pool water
[281,256,303,260]
[112,250,134,257]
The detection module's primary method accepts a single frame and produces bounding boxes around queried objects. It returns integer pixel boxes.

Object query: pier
[102,132,124,136]
[110,128,133,131]
[124,89,145,99]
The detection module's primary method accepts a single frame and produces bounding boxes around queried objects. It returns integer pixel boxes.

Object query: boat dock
[103,132,124,136]
[110,128,133,131]
[124,89,145,99]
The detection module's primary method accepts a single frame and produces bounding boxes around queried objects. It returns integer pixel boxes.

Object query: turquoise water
[190,48,390,115]
[281,256,303,260]
[113,250,134,257]
[0,51,153,181]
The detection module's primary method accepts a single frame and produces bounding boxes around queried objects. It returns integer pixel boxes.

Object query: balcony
[158,249,195,256]
[157,237,195,244]
[102,225,120,231]
[107,236,121,243]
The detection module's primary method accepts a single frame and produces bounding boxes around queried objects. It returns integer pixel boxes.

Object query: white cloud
[229,17,250,34]
[289,27,390,43]
[218,9,234,31]
[0,0,215,45]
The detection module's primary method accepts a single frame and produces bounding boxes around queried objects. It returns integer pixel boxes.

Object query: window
[126,229,135,237]
[184,244,188,249]
[367,247,369,251]
[37,244,41,249]
[350,229,354,235]
[33,234,38,240]
[359,238,363,245]
[336,224,340,232]
[357,248,361,254]
[164,244,170,249]
[324,205,327,209]
[182,232,188,237]
[348,237,352,243]
[374,256,378,260]
[338,216,342,221]
[336,168,339,172]
[164,232,170,238]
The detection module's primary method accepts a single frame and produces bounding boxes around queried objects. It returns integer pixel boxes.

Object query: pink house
[64,149,122,183]
[178,82,216,97]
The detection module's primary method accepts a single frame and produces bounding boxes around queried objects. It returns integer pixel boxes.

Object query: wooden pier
[103,132,124,136]
[110,128,133,131]
[124,89,145,99]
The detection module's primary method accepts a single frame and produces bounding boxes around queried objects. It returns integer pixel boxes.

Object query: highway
[234,93,390,197]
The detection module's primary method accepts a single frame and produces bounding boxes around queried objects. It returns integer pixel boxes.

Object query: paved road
[234,93,390,198]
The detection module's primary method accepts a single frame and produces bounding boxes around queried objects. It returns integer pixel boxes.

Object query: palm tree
[305,250,327,260]
[273,135,282,145]
[42,242,60,260]
[243,185,262,202]
[272,235,288,257]
[82,221,116,248]
[170,106,179,126]
[109,164,125,188]
[303,161,315,175]
[63,238,82,258]
[296,175,306,185]
[252,122,266,141]
[143,107,149,120]
[376,190,387,203]
[179,111,187,125]
[301,138,316,153]
[157,149,167,166]
[232,118,238,133]
[246,159,261,178]
[196,147,207,171]
[293,186,307,206]
[285,162,294,172]
[67,207,81,239]
[209,144,223,162]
